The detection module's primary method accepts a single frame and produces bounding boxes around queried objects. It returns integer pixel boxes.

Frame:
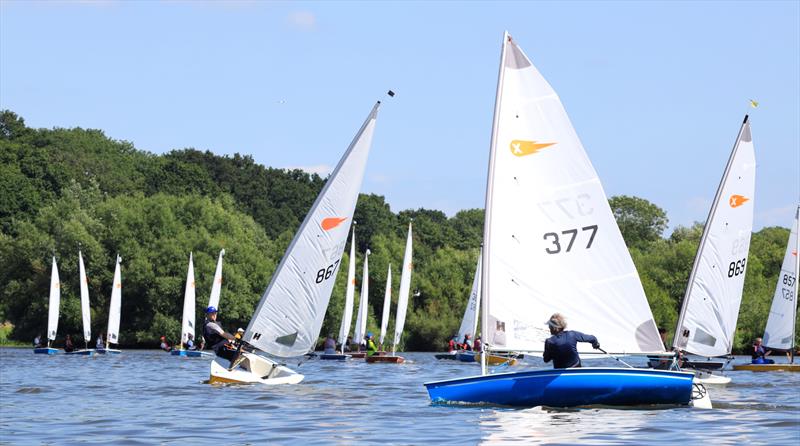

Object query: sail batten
[673,118,756,357]
[482,33,663,357]
[244,103,380,357]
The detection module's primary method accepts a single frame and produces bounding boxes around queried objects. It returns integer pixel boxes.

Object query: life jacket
[366,339,378,356]
[203,320,227,350]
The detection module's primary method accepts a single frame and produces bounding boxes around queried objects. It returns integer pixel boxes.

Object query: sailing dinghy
[367,223,413,364]
[34,256,61,355]
[349,248,371,359]
[96,255,122,354]
[172,253,212,358]
[669,116,756,384]
[66,250,95,355]
[734,205,800,372]
[321,226,356,361]
[209,99,383,384]
[424,33,709,408]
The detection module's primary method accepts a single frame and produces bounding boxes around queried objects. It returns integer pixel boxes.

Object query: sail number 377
[544,225,598,254]
[316,259,341,284]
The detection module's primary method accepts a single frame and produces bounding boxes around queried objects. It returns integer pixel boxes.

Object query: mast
[480,31,510,376]
[672,115,750,352]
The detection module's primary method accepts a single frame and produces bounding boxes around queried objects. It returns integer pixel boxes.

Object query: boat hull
[732,363,800,372]
[320,353,351,360]
[209,352,304,385]
[95,348,122,354]
[434,353,459,360]
[474,352,518,366]
[348,352,366,359]
[424,367,695,407]
[64,349,95,356]
[692,370,731,385]
[456,351,476,362]
[171,350,213,358]
[33,348,58,355]
[366,355,404,364]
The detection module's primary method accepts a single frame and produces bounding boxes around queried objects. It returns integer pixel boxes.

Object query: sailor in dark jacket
[203,306,237,363]
[543,313,599,368]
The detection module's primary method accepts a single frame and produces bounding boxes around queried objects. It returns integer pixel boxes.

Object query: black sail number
[727,258,746,278]
[315,259,341,284]
[544,225,598,254]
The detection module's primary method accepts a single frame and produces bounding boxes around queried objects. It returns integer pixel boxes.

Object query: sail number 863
[727,258,746,278]
[315,259,341,284]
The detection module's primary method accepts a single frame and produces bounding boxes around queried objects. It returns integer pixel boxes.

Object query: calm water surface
[1,348,798,445]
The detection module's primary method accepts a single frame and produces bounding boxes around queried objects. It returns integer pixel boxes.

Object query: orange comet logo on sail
[729,195,749,208]
[321,217,347,231]
[510,140,556,157]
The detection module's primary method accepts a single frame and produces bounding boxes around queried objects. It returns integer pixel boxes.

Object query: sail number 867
[727,258,746,278]
[315,259,341,284]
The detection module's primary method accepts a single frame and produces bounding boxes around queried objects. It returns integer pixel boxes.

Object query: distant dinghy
[96,255,123,354]
[66,250,95,356]
[34,256,61,355]
[321,227,357,361]
[171,253,212,358]
[209,99,383,384]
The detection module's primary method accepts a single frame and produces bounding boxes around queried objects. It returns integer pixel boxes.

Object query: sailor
[64,334,75,353]
[473,335,482,352]
[159,336,172,352]
[462,333,473,350]
[323,334,336,354]
[202,306,237,363]
[542,313,600,369]
[96,333,105,350]
[365,332,378,357]
[448,335,457,353]
[751,338,774,364]
[33,334,42,348]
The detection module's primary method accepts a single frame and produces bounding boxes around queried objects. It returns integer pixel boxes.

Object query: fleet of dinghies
[27,33,797,410]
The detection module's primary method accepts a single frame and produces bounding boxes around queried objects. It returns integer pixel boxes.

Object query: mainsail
[353,249,371,345]
[47,256,61,342]
[207,249,225,310]
[181,253,196,346]
[337,226,357,350]
[78,250,91,344]
[457,249,482,344]
[379,265,392,346]
[763,205,799,350]
[673,117,756,357]
[481,33,663,356]
[106,255,122,345]
[243,102,381,357]
[392,223,413,349]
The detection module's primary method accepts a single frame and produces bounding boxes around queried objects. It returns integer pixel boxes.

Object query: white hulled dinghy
[368,222,413,364]
[209,98,383,384]
[424,33,709,409]
[34,256,61,355]
[669,116,757,384]
[734,205,800,372]
[66,250,95,356]
[321,226,356,361]
[96,255,122,354]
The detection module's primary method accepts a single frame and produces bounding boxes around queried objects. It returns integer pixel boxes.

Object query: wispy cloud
[287,10,316,31]
[285,164,331,177]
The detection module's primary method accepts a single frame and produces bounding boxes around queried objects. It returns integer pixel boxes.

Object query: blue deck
[170,350,211,357]
[33,348,58,355]
[425,367,694,407]
[456,351,476,362]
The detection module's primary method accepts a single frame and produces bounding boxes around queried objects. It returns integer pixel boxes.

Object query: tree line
[0,110,794,352]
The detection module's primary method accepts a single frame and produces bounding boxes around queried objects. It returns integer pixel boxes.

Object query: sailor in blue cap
[203,306,237,363]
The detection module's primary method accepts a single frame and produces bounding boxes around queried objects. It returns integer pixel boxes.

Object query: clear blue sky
[2,1,798,232]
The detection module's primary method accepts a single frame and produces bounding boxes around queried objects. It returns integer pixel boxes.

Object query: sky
[1,0,798,232]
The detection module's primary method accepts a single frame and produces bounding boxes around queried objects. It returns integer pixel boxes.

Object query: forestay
[107,255,122,345]
[393,223,413,349]
[78,251,91,343]
[47,257,61,342]
[207,249,225,310]
[482,34,663,356]
[457,249,482,344]
[337,226,357,349]
[244,103,380,357]
[353,249,370,345]
[674,117,756,357]
[181,253,196,345]
[379,265,392,346]
[763,205,799,350]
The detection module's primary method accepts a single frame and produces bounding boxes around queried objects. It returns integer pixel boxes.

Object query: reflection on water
[1,349,798,445]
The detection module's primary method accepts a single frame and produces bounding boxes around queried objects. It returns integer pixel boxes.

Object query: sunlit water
[1,348,798,445]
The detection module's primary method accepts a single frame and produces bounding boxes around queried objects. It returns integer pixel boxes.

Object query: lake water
[1,348,798,445]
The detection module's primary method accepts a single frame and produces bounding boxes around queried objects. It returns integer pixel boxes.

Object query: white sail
[106,255,122,345]
[763,205,799,350]
[673,117,756,357]
[181,253,196,345]
[379,265,392,346]
[244,103,380,357]
[457,249,482,344]
[481,33,663,356]
[78,250,91,343]
[207,249,225,310]
[393,223,413,349]
[337,226,357,349]
[47,256,61,342]
[353,249,371,345]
